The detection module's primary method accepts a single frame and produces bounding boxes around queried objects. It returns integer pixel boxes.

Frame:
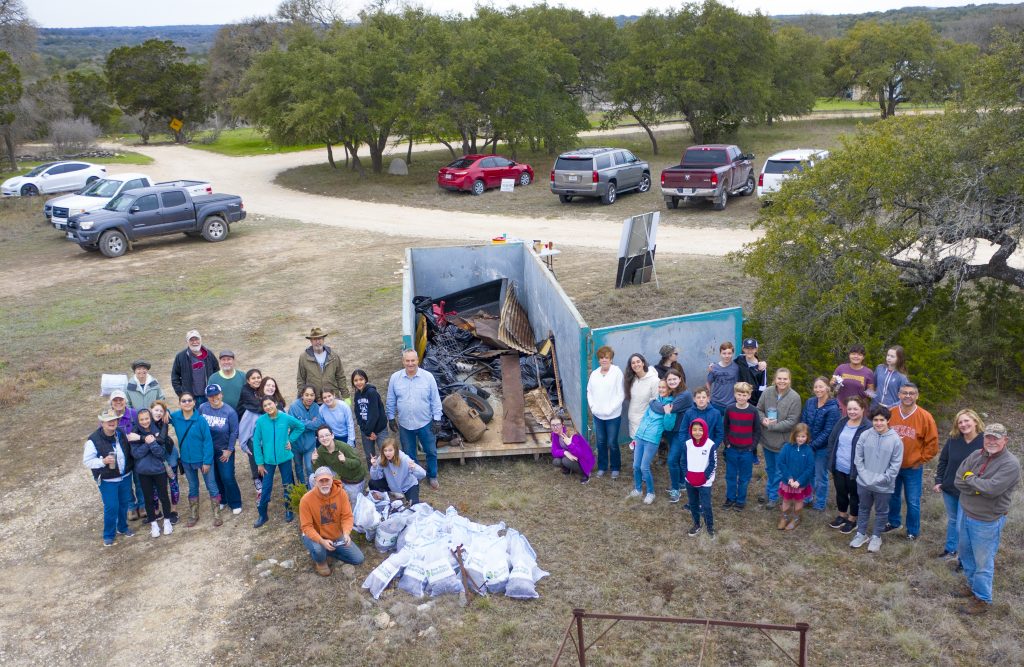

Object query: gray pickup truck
[66,186,245,258]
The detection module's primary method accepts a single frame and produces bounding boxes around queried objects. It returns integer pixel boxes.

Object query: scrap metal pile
[412,278,565,445]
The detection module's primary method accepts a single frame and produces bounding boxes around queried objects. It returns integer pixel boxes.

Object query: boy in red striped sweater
[723,382,761,511]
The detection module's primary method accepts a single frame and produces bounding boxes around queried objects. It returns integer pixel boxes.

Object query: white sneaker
[595,470,606,478]
[643,493,656,505]
[218,504,226,511]
[627,489,642,499]
[162,518,173,535]
[232,507,242,515]
[868,536,882,553]
[150,521,161,538]
[611,471,620,480]
[849,533,869,549]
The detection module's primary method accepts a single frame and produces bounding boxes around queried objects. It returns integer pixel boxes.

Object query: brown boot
[958,597,989,615]
[777,513,789,530]
[186,498,199,528]
[314,560,331,577]
[951,582,975,599]
[785,506,802,531]
[211,499,223,527]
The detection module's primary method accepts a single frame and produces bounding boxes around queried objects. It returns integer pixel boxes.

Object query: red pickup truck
[659,144,755,211]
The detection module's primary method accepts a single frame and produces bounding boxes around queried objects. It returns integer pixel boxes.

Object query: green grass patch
[186,128,323,157]
[812,97,943,112]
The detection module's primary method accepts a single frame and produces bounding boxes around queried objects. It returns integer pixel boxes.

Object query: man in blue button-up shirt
[386,349,443,489]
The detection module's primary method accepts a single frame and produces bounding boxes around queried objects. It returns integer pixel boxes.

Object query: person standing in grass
[297,327,349,401]
[849,406,903,553]
[624,353,660,447]
[776,424,815,530]
[871,345,908,409]
[351,371,387,462]
[756,368,802,509]
[706,341,739,415]
[126,360,165,412]
[831,344,875,417]
[735,338,768,409]
[236,369,265,496]
[586,345,625,479]
[683,418,718,538]
[629,379,677,504]
[549,415,595,484]
[387,349,444,490]
[801,377,841,512]
[252,396,305,528]
[670,387,723,503]
[129,408,175,538]
[952,423,1021,615]
[722,382,761,511]
[884,382,939,540]
[646,368,692,478]
[653,344,683,380]
[932,409,985,562]
[209,351,245,412]
[288,384,324,493]
[83,410,136,546]
[199,384,241,518]
[171,392,220,528]
[826,396,872,534]
[170,330,219,404]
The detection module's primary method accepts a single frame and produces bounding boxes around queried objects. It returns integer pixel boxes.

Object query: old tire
[201,216,228,242]
[558,194,573,204]
[98,230,127,258]
[713,189,728,211]
[518,172,531,186]
[20,184,38,196]
[601,181,617,205]
[667,197,679,209]
[471,179,485,196]
[458,390,494,424]
[740,172,755,196]
[638,172,651,193]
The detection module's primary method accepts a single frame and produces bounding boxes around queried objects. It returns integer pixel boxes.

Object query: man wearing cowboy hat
[297,327,349,401]
[171,330,220,404]
[83,409,136,546]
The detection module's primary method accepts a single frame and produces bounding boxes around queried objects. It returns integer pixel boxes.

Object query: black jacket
[735,358,768,407]
[87,426,134,481]
[826,418,871,478]
[237,384,263,418]
[354,384,388,434]
[935,434,984,496]
[130,422,173,476]
[171,346,219,397]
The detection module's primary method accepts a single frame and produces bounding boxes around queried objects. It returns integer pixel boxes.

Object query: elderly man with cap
[83,409,135,546]
[125,360,165,412]
[209,350,245,411]
[299,466,365,576]
[297,327,348,401]
[171,330,220,405]
[952,422,1021,615]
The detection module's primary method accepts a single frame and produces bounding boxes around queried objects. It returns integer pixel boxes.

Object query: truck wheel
[638,173,651,193]
[98,230,127,258]
[667,197,679,209]
[740,172,755,196]
[201,216,229,242]
[558,194,573,204]
[713,190,728,211]
[471,179,485,196]
[601,181,617,205]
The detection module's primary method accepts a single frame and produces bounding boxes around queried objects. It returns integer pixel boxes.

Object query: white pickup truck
[45,173,212,230]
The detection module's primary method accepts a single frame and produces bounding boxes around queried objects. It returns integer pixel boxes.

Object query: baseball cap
[205,383,223,397]
[742,338,758,349]
[218,350,235,359]
[109,389,127,401]
[984,423,1008,437]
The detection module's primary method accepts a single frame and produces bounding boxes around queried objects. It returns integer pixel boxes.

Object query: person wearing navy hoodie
[801,377,841,511]
[82,410,135,546]
[200,384,241,517]
[352,370,388,463]
[682,418,719,538]
[129,408,175,538]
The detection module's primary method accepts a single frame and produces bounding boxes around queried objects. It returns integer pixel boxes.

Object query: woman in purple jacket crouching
[549,415,596,484]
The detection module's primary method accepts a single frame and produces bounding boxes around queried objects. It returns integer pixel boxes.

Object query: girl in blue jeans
[629,380,676,505]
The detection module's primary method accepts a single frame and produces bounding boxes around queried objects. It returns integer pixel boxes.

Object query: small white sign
[500,178,515,192]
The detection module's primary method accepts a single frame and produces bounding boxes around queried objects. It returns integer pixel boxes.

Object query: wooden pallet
[435,410,550,464]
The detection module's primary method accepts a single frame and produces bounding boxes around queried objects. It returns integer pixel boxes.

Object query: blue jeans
[959,513,1006,603]
[762,449,782,503]
[182,461,220,500]
[812,447,830,510]
[632,438,658,493]
[97,476,133,541]
[887,466,924,536]
[686,484,713,530]
[127,471,145,511]
[293,448,315,491]
[360,430,388,463]
[725,448,754,505]
[593,416,621,473]
[941,491,961,553]
[667,432,686,492]
[215,453,242,510]
[398,424,438,479]
[257,461,294,519]
[301,534,365,565]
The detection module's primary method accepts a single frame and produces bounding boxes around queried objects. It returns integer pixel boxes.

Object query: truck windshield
[81,179,123,198]
[104,193,136,212]
[681,150,728,167]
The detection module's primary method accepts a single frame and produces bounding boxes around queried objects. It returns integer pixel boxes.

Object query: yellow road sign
[169,118,184,132]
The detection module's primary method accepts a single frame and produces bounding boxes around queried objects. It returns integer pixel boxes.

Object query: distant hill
[37,25,221,70]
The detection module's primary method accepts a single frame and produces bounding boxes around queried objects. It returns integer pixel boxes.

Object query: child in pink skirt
[777,423,815,530]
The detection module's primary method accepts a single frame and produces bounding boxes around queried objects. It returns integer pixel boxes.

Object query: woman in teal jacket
[170,392,218,528]
[253,396,305,528]
[630,379,677,504]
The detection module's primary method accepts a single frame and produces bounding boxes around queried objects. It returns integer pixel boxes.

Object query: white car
[756,149,829,202]
[2,161,107,197]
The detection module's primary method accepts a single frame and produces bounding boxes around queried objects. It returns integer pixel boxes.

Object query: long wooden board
[499,353,527,443]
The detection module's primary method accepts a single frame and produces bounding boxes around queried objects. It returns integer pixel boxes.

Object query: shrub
[48,117,99,155]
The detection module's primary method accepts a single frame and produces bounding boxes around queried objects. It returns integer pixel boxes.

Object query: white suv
[756,149,829,202]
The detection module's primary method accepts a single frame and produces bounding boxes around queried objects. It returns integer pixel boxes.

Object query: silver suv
[550,147,651,205]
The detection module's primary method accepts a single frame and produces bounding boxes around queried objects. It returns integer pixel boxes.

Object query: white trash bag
[362,550,411,599]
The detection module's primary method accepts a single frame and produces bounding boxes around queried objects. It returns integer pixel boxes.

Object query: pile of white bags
[361,503,548,600]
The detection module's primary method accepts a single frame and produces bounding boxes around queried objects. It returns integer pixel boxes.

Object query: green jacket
[315,440,367,484]
[253,411,304,466]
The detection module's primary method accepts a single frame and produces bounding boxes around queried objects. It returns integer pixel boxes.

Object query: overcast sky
[27,0,1022,27]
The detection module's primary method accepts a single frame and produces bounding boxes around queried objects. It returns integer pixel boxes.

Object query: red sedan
[437,154,534,195]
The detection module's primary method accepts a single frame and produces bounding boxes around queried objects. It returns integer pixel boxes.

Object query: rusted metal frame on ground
[551,617,577,667]
[697,619,711,666]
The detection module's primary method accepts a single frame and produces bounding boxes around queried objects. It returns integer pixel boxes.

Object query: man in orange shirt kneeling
[300,467,365,576]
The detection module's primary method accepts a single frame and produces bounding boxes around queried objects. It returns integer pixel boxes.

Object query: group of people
[84,329,442,577]
[572,338,1020,615]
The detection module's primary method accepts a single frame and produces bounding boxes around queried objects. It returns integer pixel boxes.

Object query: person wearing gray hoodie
[849,406,904,552]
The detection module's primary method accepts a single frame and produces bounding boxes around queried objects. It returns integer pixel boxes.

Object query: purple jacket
[551,430,596,477]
